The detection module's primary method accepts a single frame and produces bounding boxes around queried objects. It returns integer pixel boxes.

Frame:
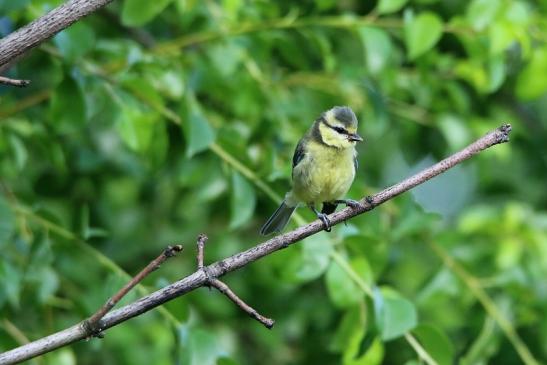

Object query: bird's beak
[348,133,363,142]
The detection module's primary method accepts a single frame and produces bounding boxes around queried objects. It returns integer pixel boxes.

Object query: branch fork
[83,244,183,338]
[196,234,275,329]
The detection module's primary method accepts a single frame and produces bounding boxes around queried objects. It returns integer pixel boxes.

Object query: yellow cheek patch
[319,122,353,148]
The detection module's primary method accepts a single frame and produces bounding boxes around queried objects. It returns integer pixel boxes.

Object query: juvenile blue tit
[260,106,364,235]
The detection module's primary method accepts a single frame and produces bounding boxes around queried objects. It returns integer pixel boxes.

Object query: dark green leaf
[412,324,454,365]
[0,195,14,247]
[53,22,95,62]
[121,0,174,26]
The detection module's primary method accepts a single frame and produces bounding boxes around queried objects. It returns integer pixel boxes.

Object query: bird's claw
[345,199,363,209]
[317,213,331,232]
[365,196,374,205]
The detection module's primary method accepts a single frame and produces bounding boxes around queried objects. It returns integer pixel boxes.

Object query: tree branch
[0,0,114,70]
[0,76,30,87]
[196,234,275,329]
[0,124,512,365]
[83,245,183,337]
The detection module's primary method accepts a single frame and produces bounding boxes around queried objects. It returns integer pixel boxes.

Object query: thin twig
[83,245,183,336]
[0,76,30,87]
[209,279,275,329]
[0,124,514,365]
[195,234,275,329]
[196,233,207,269]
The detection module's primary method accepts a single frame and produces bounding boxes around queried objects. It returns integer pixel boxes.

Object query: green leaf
[412,324,454,365]
[53,22,95,62]
[37,267,59,303]
[377,0,408,14]
[9,134,28,171]
[181,97,216,157]
[0,260,22,308]
[325,258,365,308]
[357,27,392,74]
[0,195,14,247]
[121,0,174,26]
[49,76,86,132]
[348,337,384,365]
[466,0,501,31]
[374,286,417,340]
[178,326,223,365]
[404,12,443,60]
[280,234,333,283]
[229,171,256,229]
[487,55,506,93]
[516,47,547,100]
[116,105,158,152]
[330,306,363,353]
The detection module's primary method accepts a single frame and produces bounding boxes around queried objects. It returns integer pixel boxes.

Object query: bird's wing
[292,139,306,168]
[353,150,358,172]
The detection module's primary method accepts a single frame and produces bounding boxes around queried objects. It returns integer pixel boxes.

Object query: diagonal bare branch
[0,0,114,69]
[0,124,512,365]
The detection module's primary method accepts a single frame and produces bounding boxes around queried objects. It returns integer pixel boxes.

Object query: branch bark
[83,245,183,336]
[0,124,512,365]
[0,0,114,69]
[0,76,30,87]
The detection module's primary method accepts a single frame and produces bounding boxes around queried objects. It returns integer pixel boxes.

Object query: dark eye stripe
[332,126,347,134]
[321,118,349,135]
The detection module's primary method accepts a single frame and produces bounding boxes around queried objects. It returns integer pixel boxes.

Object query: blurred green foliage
[1,0,547,364]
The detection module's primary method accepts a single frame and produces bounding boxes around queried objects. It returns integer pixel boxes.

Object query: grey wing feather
[292,140,306,168]
[353,153,358,172]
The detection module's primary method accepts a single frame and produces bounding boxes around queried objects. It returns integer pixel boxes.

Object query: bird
[260,106,364,235]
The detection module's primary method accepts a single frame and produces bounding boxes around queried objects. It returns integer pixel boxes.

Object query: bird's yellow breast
[291,140,356,204]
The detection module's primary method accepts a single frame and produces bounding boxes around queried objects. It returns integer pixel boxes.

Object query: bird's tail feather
[260,201,297,235]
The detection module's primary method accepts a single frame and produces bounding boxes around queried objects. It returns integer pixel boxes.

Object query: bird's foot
[365,196,375,206]
[335,199,363,209]
[317,213,331,232]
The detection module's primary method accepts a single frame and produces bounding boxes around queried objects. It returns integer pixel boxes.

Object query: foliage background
[1,0,547,364]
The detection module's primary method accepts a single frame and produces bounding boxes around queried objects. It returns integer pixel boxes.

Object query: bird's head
[316,106,363,149]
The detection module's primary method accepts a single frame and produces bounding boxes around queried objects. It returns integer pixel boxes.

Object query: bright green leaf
[326,258,365,308]
[181,97,216,157]
[358,27,392,74]
[377,0,408,14]
[121,0,174,26]
[374,286,417,340]
[116,105,157,152]
[412,324,454,365]
[516,47,547,100]
[330,306,363,353]
[349,337,384,365]
[229,171,256,229]
[280,234,332,283]
[404,12,444,60]
[466,0,501,31]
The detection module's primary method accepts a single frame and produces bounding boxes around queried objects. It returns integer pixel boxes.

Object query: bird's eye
[333,126,347,134]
